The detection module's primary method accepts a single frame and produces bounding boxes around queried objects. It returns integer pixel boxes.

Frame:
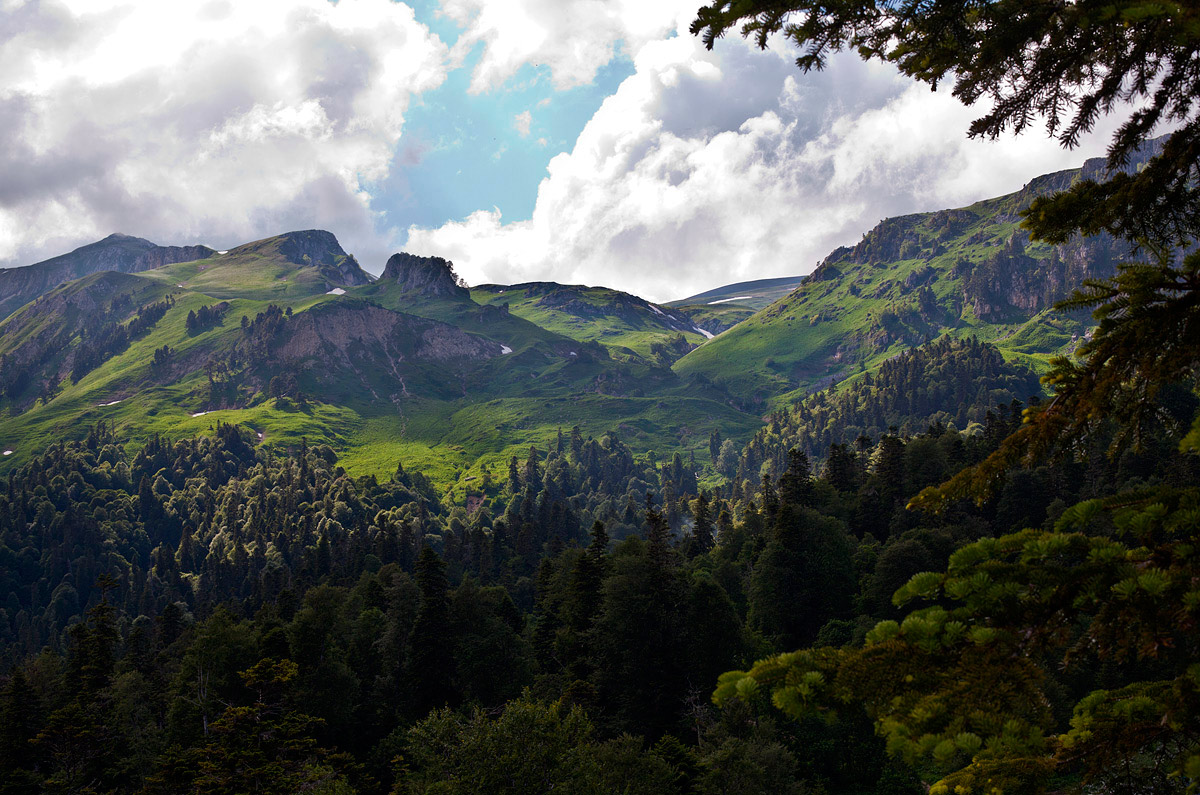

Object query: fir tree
[409,547,454,715]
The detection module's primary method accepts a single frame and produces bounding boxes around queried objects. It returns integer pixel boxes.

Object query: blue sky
[0,0,1125,301]
[381,13,634,232]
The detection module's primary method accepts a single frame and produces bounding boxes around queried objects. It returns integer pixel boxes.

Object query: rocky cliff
[381,252,468,298]
[236,299,498,402]
[276,230,372,287]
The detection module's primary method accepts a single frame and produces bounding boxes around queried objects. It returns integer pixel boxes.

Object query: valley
[0,149,1139,495]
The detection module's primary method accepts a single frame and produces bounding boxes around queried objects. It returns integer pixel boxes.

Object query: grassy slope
[469,283,707,359]
[0,253,762,494]
[141,237,338,300]
[674,170,1097,406]
[670,303,757,337]
[666,275,806,310]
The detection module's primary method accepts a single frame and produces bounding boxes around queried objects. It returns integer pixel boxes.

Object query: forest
[3,0,1200,793]
[0,333,1196,792]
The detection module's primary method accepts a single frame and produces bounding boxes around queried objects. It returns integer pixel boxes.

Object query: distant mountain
[673,145,1160,407]
[0,233,214,320]
[471,281,711,363]
[667,275,806,310]
[136,230,372,300]
[0,234,760,489]
[1,131,1153,490]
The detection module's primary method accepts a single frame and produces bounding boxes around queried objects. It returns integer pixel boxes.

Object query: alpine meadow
[1,2,1199,794]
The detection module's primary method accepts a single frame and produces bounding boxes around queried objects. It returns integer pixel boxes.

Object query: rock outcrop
[275,230,372,287]
[381,252,468,298]
[271,301,494,363]
[237,299,496,401]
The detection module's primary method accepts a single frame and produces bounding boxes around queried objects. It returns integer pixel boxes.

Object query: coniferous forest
[3,1,1200,794]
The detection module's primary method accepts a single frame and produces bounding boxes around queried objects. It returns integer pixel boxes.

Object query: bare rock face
[133,243,216,270]
[381,252,468,298]
[237,299,497,400]
[0,234,215,320]
[270,302,493,363]
[275,230,372,287]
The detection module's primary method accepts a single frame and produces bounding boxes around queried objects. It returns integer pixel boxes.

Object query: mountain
[667,274,806,310]
[0,142,1156,489]
[673,149,1152,406]
[0,233,214,320]
[382,252,470,298]
[470,281,712,363]
[0,236,761,491]
[137,229,372,300]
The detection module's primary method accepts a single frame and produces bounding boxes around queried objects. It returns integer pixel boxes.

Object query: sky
[0,0,1128,302]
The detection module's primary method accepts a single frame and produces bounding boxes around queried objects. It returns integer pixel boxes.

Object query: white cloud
[439,0,695,92]
[0,0,447,270]
[406,25,1122,302]
[513,110,532,137]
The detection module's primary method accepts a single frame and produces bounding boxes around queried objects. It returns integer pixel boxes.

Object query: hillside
[471,280,711,362]
[729,335,1043,483]
[0,236,762,491]
[672,149,1149,406]
[0,233,213,320]
[0,143,1150,495]
[138,229,372,300]
[667,274,805,310]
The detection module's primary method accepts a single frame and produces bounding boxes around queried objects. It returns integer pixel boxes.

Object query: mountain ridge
[0,233,214,321]
[670,142,1167,406]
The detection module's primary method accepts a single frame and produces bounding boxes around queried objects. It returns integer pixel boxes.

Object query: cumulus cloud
[405,25,1122,302]
[440,0,694,92]
[0,0,447,271]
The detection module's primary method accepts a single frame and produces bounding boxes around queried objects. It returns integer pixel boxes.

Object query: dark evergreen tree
[409,547,455,715]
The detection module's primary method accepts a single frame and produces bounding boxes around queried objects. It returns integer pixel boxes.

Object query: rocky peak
[244,230,372,287]
[277,230,346,268]
[382,252,468,298]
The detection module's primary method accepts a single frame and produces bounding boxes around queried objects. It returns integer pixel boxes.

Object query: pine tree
[409,547,454,715]
[689,491,713,558]
[708,428,722,466]
[645,496,673,572]
[0,666,40,784]
[778,448,813,508]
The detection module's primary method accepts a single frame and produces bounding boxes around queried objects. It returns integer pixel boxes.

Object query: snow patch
[649,304,665,316]
[569,351,577,356]
[217,250,228,255]
[326,287,346,295]
[499,344,513,355]
[191,411,210,418]
[708,296,752,305]
[695,327,714,339]
[98,399,124,407]
[176,283,187,288]
[2,450,11,456]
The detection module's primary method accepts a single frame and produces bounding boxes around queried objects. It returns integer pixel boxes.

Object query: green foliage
[915,249,1200,508]
[735,336,1040,483]
[397,696,681,794]
[717,488,1200,793]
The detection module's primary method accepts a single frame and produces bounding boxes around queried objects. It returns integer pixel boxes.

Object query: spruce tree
[689,491,713,558]
[409,547,454,715]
